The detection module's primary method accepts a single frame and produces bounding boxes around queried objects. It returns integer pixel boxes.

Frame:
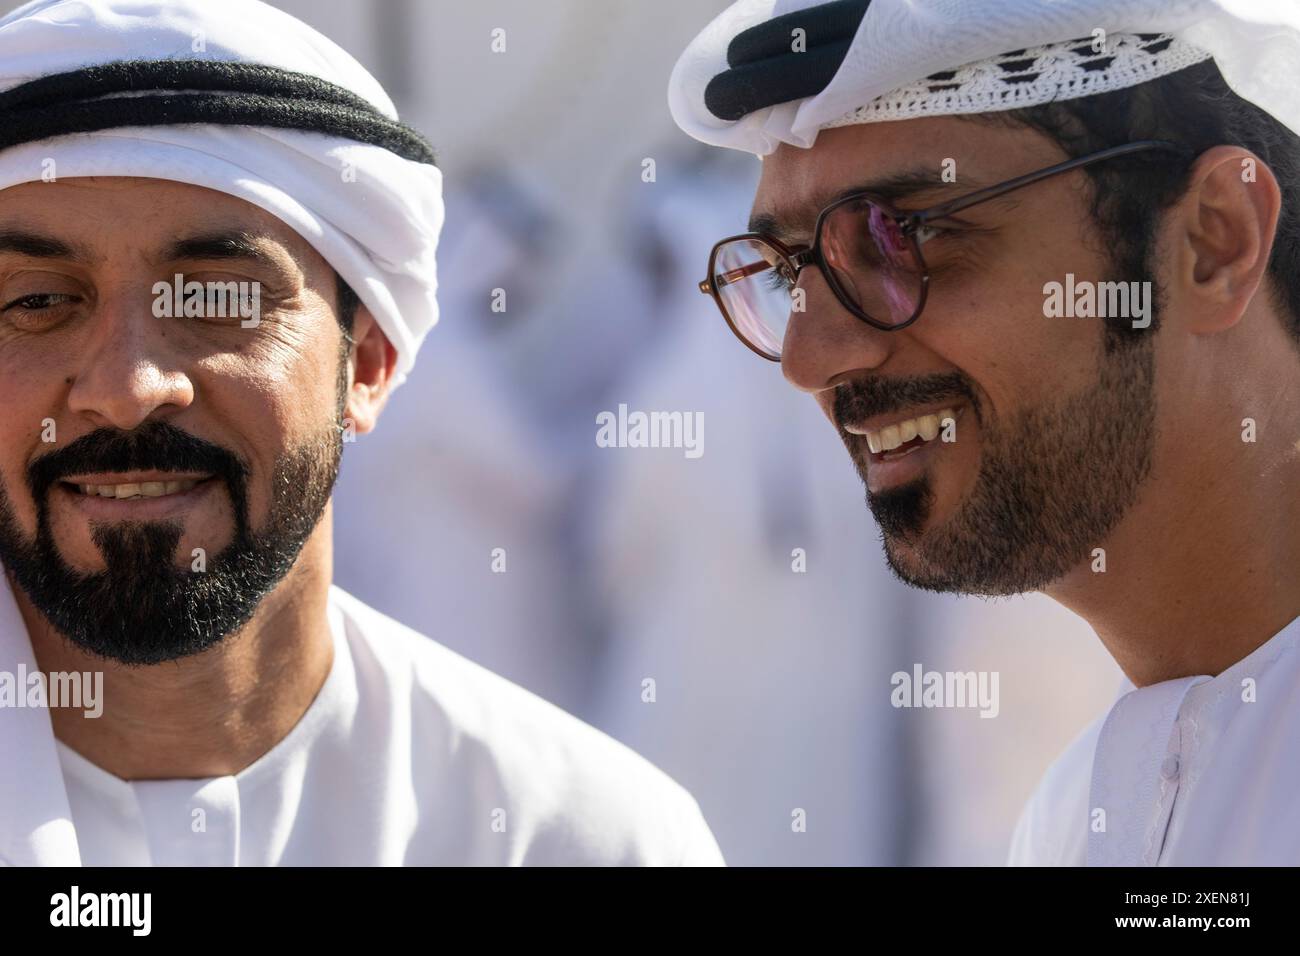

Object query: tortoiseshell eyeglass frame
[699,139,1190,361]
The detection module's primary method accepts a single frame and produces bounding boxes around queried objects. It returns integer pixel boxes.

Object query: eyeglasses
[698,140,1188,361]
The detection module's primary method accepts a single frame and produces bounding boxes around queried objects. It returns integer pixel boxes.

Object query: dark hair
[334,270,360,343]
[976,58,1300,346]
[332,271,360,412]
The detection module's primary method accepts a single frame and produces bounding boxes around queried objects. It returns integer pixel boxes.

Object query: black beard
[839,324,1157,597]
[0,419,342,665]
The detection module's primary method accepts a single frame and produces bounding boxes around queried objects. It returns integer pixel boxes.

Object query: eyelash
[1,286,263,318]
[913,223,949,245]
[2,292,78,312]
[759,223,957,294]
[764,266,797,293]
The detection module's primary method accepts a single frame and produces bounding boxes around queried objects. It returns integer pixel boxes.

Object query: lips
[842,406,970,495]
[67,478,206,499]
[54,473,219,518]
[59,472,213,497]
[844,406,963,456]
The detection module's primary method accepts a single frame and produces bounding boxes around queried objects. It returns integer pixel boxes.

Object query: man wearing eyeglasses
[670,0,1300,865]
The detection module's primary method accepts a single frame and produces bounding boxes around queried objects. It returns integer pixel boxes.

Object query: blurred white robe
[1008,613,1300,866]
[0,570,725,867]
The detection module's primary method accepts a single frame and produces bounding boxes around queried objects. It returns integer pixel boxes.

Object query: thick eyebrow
[164,232,284,268]
[0,229,286,268]
[0,230,90,261]
[749,166,994,239]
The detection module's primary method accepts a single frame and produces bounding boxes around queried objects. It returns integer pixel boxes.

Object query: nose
[66,293,195,430]
[781,264,895,393]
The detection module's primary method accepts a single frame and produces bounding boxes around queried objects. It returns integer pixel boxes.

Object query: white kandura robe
[0,569,725,866]
[1008,612,1300,866]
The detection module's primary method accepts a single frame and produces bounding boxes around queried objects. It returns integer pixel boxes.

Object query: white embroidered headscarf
[669,0,1300,155]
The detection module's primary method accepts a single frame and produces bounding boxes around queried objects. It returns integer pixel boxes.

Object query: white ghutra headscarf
[669,0,1300,155]
[0,0,444,387]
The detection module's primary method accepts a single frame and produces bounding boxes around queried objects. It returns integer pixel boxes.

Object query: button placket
[1146,720,1183,865]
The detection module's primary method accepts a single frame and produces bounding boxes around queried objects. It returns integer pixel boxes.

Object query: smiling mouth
[61,477,213,499]
[846,406,963,461]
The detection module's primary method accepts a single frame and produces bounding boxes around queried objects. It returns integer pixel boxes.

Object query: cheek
[202,320,343,418]
[194,342,340,498]
[925,248,1110,417]
[0,351,74,528]
[191,374,291,531]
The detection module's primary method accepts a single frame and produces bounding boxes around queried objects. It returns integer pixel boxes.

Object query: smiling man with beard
[0,0,723,867]
[2,410,343,667]
[671,0,1300,865]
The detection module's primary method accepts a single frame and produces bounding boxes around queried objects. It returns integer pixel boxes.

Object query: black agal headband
[704,0,869,121]
[0,58,436,164]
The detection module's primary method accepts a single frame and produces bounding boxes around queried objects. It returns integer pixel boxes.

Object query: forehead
[752,115,1067,236]
[0,177,319,264]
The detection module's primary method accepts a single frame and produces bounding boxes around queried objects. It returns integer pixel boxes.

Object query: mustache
[28,421,247,500]
[832,372,977,429]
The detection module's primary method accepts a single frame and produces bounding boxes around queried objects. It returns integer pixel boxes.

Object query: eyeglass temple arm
[909,140,1188,226]
[702,259,773,292]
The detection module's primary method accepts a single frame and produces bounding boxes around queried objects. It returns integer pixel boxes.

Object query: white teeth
[856,407,958,455]
[917,414,941,442]
[77,479,200,499]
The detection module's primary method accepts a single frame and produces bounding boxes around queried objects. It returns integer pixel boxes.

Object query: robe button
[1160,755,1180,781]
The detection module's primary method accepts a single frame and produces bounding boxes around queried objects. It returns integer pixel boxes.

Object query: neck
[1047,381,1300,688]
[20,509,335,780]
